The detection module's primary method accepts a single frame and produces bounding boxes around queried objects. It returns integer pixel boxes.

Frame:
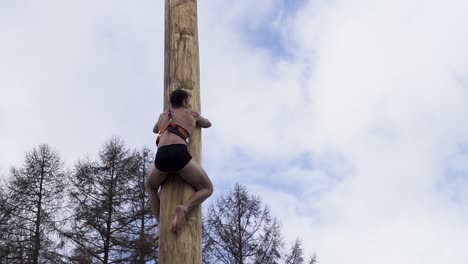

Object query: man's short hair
[170,89,190,107]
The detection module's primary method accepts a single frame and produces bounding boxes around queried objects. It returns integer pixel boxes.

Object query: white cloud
[0,0,164,168]
[2,0,468,263]
[204,0,468,263]
[257,0,468,263]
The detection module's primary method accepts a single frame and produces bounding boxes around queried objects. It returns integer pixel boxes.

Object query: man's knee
[145,178,153,192]
[202,170,213,196]
[145,172,156,192]
[206,182,214,197]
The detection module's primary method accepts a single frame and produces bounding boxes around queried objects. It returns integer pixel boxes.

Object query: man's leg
[170,160,213,232]
[146,166,169,223]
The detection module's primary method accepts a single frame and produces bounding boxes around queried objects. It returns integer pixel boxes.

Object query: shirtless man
[146,88,213,234]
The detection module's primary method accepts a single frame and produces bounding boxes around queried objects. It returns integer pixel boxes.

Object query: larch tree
[0,185,15,261]
[119,147,159,263]
[66,137,140,263]
[1,144,67,263]
[284,239,305,264]
[203,184,284,264]
[307,253,318,264]
[284,239,317,264]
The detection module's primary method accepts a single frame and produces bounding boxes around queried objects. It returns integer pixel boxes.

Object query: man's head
[170,88,190,108]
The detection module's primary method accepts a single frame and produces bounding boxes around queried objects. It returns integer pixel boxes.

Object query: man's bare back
[154,107,211,147]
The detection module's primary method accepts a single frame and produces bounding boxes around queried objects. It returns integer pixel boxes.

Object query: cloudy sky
[2,0,468,263]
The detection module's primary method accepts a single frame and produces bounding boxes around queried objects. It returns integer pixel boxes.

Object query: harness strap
[167,125,190,141]
[156,109,172,146]
[157,121,172,137]
[156,108,190,146]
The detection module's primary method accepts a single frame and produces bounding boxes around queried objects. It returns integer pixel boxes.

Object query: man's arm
[153,113,164,134]
[153,122,159,134]
[193,111,211,128]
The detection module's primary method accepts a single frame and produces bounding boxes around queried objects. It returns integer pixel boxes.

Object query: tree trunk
[103,165,115,264]
[159,0,202,263]
[33,158,45,264]
[138,162,146,264]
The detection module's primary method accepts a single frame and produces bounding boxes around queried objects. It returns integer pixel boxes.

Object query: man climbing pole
[158,0,204,262]
[146,88,213,235]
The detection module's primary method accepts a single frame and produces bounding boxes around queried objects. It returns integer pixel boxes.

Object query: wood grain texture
[160,0,202,263]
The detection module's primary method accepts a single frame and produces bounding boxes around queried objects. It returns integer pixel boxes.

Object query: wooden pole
[160,0,202,263]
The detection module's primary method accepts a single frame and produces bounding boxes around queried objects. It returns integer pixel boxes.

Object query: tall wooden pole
[160,0,202,263]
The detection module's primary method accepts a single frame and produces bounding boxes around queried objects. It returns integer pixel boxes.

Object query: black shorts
[154,144,192,172]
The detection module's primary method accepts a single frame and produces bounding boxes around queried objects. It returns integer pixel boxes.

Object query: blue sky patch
[209,147,349,204]
[237,0,306,59]
[441,168,468,204]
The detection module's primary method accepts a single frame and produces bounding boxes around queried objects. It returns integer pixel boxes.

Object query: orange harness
[156,110,190,146]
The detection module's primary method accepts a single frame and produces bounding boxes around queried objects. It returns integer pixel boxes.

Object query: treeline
[0,137,316,264]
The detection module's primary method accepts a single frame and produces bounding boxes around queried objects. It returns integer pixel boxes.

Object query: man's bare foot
[171,205,188,232]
